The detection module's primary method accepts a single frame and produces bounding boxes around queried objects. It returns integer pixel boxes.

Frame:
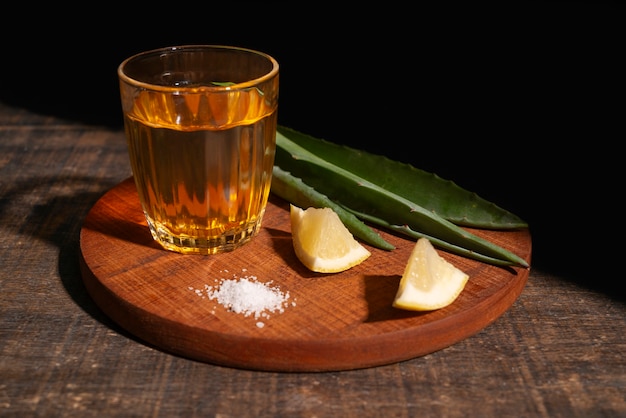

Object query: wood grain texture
[80,177,532,372]
[4,101,626,417]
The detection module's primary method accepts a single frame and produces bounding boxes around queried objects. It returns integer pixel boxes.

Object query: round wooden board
[79,177,532,372]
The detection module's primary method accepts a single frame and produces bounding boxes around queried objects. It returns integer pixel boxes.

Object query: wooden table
[1,100,624,417]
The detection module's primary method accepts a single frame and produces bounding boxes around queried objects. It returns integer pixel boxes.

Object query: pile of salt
[189,270,293,328]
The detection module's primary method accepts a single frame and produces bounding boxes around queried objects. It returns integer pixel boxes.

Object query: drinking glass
[118,45,279,254]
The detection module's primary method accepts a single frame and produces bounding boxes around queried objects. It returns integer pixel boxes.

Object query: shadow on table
[0,176,153,343]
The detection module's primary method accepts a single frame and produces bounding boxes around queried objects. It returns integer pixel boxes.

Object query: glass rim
[117,44,279,93]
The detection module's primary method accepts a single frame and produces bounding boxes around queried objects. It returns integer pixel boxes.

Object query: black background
[2,2,623,286]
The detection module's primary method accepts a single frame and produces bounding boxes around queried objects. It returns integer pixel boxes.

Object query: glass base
[146,217,263,255]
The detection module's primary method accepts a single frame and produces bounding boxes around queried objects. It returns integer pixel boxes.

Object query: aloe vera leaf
[271,166,395,251]
[276,125,527,230]
[340,204,522,267]
[275,131,528,268]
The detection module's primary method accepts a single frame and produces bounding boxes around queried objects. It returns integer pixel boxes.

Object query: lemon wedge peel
[393,237,470,311]
[290,204,371,273]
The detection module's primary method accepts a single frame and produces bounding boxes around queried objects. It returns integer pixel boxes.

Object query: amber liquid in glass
[124,88,276,254]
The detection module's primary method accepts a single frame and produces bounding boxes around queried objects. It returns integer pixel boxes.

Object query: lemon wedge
[290,204,371,273]
[393,237,469,311]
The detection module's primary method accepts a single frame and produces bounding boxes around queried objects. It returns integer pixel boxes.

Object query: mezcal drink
[118,45,279,254]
